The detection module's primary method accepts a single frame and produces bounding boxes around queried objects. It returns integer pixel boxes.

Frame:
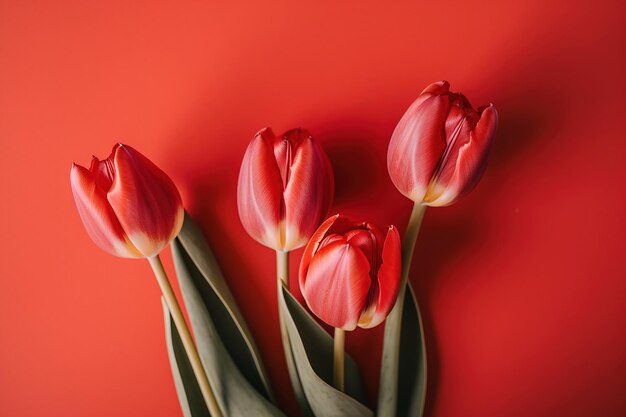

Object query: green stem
[276,250,312,414]
[377,203,427,417]
[148,255,223,417]
[333,328,345,392]
[400,203,427,288]
[277,250,289,286]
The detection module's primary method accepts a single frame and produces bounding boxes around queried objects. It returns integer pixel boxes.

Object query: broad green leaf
[171,214,283,416]
[378,283,427,417]
[279,284,373,417]
[162,299,210,417]
[278,294,315,417]
[173,212,273,401]
[398,285,427,417]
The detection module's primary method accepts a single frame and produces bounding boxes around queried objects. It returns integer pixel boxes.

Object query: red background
[1,1,625,416]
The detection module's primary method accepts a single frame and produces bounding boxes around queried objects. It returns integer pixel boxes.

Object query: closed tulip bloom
[237,127,334,251]
[299,215,401,331]
[70,143,184,258]
[387,80,498,206]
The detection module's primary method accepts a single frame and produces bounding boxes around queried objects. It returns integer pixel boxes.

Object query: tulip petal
[90,156,115,191]
[70,163,141,258]
[325,215,364,237]
[421,80,450,95]
[282,131,334,250]
[362,222,386,261]
[299,214,340,291]
[443,102,472,149]
[299,214,365,289]
[358,226,401,328]
[344,229,376,266]
[428,104,498,206]
[107,144,184,257]
[301,239,372,331]
[423,104,474,203]
[237,129,284,250]
[344,224,385,275]
[238,127,334,251]
[273,128,305,189]
[387,93,450,202]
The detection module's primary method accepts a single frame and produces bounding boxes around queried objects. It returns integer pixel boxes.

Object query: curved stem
[148,255,223,417]
[333,328,345,392]
[400,203,427,288]
[377,203,427,417]
[277,250,289,286]
[276,249,312,413]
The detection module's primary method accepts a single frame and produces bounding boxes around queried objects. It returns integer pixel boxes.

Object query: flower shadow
[320,125,407,225]
[312,88,556,413]
[185,177,276,328]
[414,98,555,416]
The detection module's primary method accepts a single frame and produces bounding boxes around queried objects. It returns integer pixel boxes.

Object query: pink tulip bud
[299,215,401,331]
[387,80,498,206]
[70,143,184,258]
[237,128,334,251]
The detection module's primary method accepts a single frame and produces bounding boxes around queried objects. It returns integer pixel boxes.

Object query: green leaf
[397,285,427,417]
[173,212,274,400]
[378,283,427,417]
[279,284,373,417]
[171,213,283,416]
[162,299,211,417]
[278,292,315,417]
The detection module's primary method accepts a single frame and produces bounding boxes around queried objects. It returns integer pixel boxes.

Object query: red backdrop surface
[1,1,625,416]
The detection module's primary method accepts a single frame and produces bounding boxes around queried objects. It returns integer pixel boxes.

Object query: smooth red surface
[1,1,625,416]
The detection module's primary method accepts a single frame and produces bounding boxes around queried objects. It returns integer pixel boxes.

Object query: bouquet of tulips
[70,81,497,417]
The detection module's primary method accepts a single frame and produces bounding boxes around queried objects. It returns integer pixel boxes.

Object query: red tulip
[387,80,498,206]
[299,215,401,331]
[237,127,334,251]
[70,143,184,258]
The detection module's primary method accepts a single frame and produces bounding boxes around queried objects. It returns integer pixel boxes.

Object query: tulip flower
[387,80,498,207]
[237,127,334,252]
[237,127,334,406]
[70,143,184,258]
[299,214,401,331]
[70,144,223,417]
[379,82,498,417]
[299,214,401,391]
